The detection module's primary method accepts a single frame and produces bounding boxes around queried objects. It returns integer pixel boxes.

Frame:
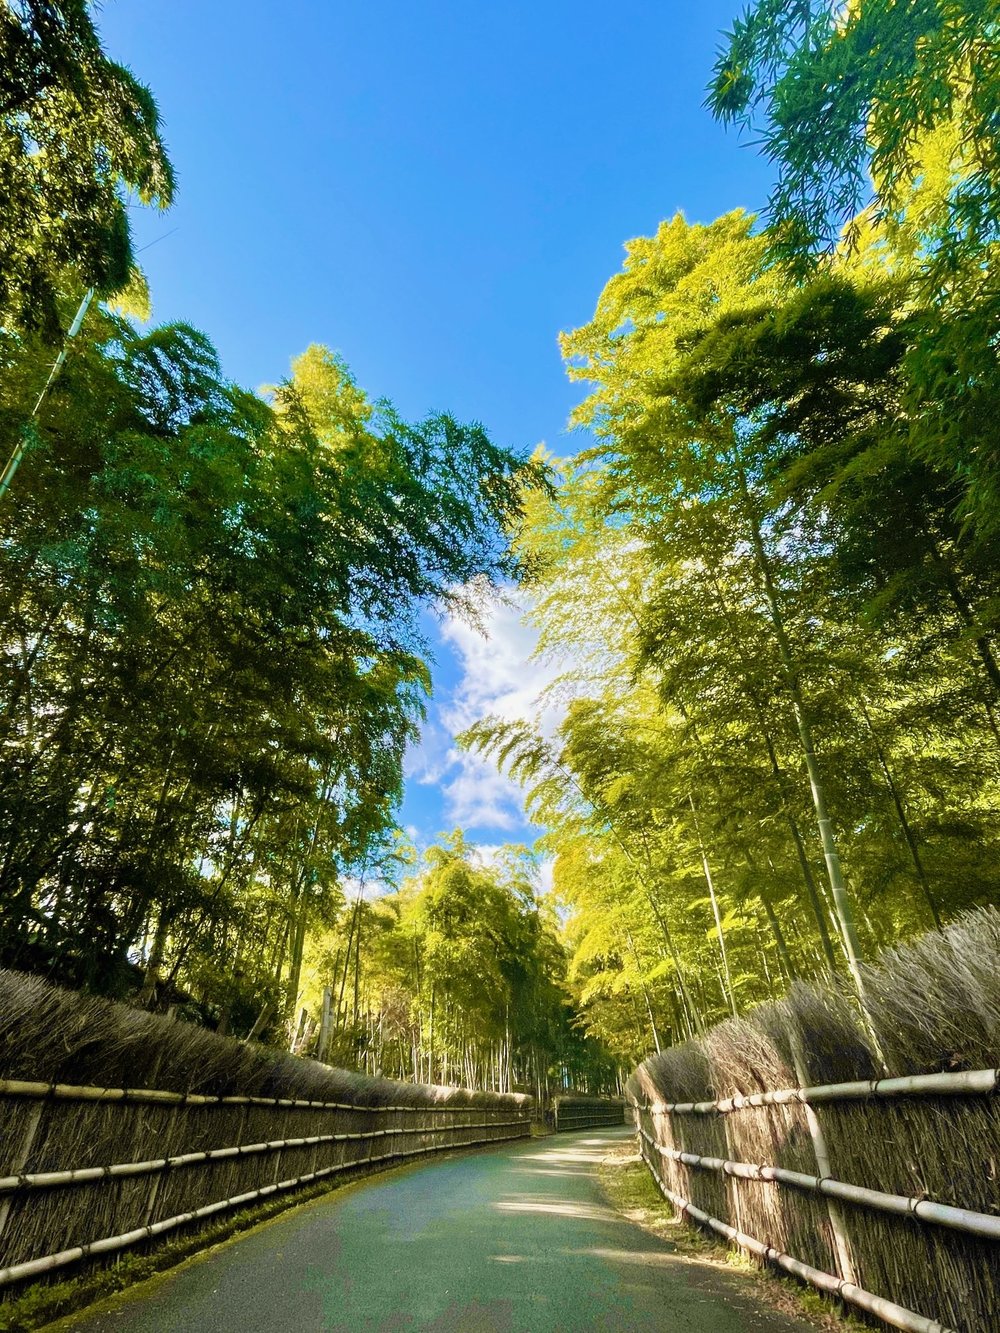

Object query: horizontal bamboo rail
[0,1125,527,1290]
[637,1126,1000,1242]
[553,1114,623,1125]
[636,1126,955,1333]
[553,1114,625,1130]
[552,1098,626,1132]
[0,1068,532,1293]
[0,1119,528,1196]
[632,1067,997,1116]
[0,1077,491,1113]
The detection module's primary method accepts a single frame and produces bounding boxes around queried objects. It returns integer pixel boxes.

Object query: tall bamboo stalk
[688,794,737,1016]
[858,699,942,929]
[705,563,839,968]
[737,467,865,993]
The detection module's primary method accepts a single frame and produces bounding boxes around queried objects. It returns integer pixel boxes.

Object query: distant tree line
[293,835,619,1097]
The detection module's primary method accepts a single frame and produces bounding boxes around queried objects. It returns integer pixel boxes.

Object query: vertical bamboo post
[317,986,332,1064]
[786,1020,856,1284]
[0,1100,44,1245]
[142,1103,183,1225]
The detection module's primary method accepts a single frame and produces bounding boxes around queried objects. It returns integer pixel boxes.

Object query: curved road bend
[62,1128,812,1332]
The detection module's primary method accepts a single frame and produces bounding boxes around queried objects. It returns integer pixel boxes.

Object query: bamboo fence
[0,970,531,1294]
[552,1095,627,1132]
[626,908,1000,1333]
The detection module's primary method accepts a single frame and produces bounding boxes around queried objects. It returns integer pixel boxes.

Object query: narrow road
[62,1129,812,1332]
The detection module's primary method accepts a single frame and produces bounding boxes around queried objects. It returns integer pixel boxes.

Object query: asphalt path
[61,1128,813,1332]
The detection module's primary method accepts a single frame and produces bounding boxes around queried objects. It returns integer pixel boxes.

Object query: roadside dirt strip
[55,1127,815,1332]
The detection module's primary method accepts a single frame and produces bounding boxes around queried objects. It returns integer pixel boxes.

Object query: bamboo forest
[1,0,999,1102]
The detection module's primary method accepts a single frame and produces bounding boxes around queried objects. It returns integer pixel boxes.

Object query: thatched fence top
[0,969,520,1107]
[627,908,1000,1333]
[0,970,531,1296]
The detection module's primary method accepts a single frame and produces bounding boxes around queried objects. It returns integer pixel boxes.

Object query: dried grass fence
[0,970,531,1294]
[552,1095,627,1132]
[627,909,1000,1333]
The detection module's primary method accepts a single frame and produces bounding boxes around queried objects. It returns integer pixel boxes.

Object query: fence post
[786,1020,856,1284]
[142,1103,183,1226]
[0,1099,44,1247]
[316,987,332,1064]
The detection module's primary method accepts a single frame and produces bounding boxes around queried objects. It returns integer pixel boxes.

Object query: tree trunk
[705,565,839,969]
[759,886,796,982]
[927,535,1000,702]
[138,912,169,1008]
[285,907,308,1045]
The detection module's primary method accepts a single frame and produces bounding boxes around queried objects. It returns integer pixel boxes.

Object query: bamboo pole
[632,1066,998,1115]
[553,1098,628,1131]
[687,794,738,1016]
[702,564,839,970]
[0,1119,530,1196]
[142,1102,183,1227]
[639,1129,1000,1242]
[787,1020,855,1283]
[737,467,866,991]
[0,1100,43,1244]
[0,1077,530,1114]
[316,986,333,1065]
[0,289,94,503]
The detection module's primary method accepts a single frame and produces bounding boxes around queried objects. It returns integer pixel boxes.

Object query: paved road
[62,1128,812,1332]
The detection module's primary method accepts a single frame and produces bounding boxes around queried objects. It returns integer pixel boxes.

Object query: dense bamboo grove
[289,835,619,1097]
[0,8,555,1055]
[0,303,547,1039]
[3,0,1000,1113]
[0,6,619,1097]
[468,207,1000,1060]
[464,0,1000,1062]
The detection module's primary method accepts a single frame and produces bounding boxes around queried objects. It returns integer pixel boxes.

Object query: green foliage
[297,834,616,1096]
[709,0,999,266]
[709,0,1000,543]
[463,207,1000,1064]
[2,0,996,1094]
[0,302,536,1030]
[0,2,175,338]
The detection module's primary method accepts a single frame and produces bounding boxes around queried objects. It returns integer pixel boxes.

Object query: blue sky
[97,0,774,864]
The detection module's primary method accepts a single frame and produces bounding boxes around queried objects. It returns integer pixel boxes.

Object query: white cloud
[403,717,453,786]
[441,748,523,832]
[439,594,546,733]
[435,589,564,833]
[401,587,571,842]
[470,843,508,870]
[537,854,555,898]
[338,873,391,902]
[441,592,567,739]
[469,845,556,903]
